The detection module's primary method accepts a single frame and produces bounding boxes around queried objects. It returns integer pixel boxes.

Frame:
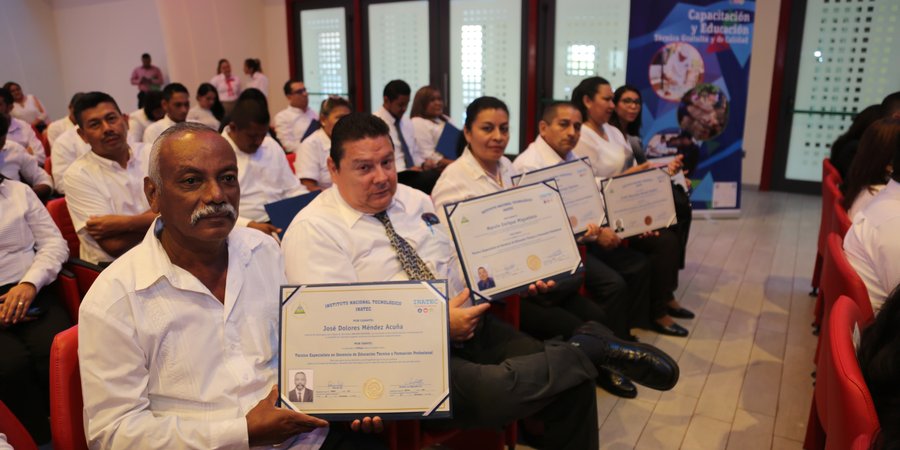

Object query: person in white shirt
[127,91,165,144]
[79,122,384,450]
[224,97,306,234]
[410,85,455,167]
[211,59,242,115]
[0,88,45,166]
[4,82,47,130]
[49,126,91,195]
[143,83,190,144]
[65,92,156,265]
[282,112,679,450]
[186,83,224,131]
[244,58,269,97]
[46,92,83,146]
[842,118,898,219]
[0,178,71,445]
[0,116,52,200]
[274,80,318,154]
[295,96,351,191]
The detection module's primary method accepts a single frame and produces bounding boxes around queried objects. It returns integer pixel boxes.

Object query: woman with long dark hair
[842,118,900,218]
[830,104,884,178]
[187,83,225,130]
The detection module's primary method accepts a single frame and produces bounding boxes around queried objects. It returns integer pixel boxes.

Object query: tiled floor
[523,187,819,450]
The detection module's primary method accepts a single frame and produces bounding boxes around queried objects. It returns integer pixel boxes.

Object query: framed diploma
[511,158,606,235]
[600,168,678,239]
[443,180,584,304]
[279,280,451,420]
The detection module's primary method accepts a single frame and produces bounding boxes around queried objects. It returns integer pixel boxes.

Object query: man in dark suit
[289,371,314,403]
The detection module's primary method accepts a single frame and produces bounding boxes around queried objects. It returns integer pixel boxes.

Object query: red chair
[286,152,297,174]
[45,155,53,177]
[812,170,844,298]
[50,325,88,450]
[821,233,874,330]
[46,198,79,259]
[34,124,50,159]
[832,197,852,238]
[53,268,82,323]
[805,297,879,450]
[0,400,38,450]
[823,158,842,186]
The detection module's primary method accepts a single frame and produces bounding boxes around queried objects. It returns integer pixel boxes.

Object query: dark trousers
[439,315,599,450]
[520,277,608,340]
[0,283,73,444]
[585,244,654,332]
[320,426,388,450]
[672,185,693,269]
[627,229,682,321]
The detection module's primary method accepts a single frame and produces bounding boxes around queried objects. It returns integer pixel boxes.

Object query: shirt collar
[328,185,408,229]
[85,146,136,170]
[533,136,574,165]
[457,147,512,185]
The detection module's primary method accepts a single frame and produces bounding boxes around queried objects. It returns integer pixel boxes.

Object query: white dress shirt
[127,109,153,143]
[50,127,92,194]
[282,184,467,299]
[142,115,175,145]
[0,140,52,189]
[246,72,269,97]
[274,106,318,154]
[411,116,454,162]
[47,116,76,146]
[513,135,579,174]
[11,95,47,126]
[6,117,45,165]
[373,107,433,171]
[572,123,633,180]
[186,107,220,131]
[295,128,332,188]
[843,179,900,312]
[64,145,150,264]
[210,73,242,102]
[431,147,517,225]
[0,179,68,289]
[222,129,307,226]
[848,184,886,220]
[78,219,328,450]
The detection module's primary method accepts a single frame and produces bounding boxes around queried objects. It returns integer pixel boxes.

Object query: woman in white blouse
[0,178,71,445]
[842,118,899,219]
[4,82,47,130]
[571,76,693,336]
[295,96,352,191]
[410,86,455,168]
[186,83,224,131]
[127,91,164,143]
[210,59,242,115]
[243,58,269,97]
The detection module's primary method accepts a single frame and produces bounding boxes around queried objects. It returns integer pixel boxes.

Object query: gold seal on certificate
[512,158,606,235]
[601,168,678,238]
[279,281,451,420]
[444,180,583,303]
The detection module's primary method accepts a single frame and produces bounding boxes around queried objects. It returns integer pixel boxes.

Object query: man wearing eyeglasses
[275,80,319,154]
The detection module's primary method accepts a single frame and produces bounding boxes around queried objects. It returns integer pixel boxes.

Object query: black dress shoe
[571,321,679,391]
[652,321,689,337]
[667,307,695,319]
[596,368,638,399]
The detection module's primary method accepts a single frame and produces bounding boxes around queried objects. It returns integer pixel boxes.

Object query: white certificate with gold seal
[279,280,451,420]
[443,180,584,304]
[600,168,678,239]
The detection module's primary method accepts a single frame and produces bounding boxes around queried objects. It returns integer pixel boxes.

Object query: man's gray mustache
[190,203,237,225]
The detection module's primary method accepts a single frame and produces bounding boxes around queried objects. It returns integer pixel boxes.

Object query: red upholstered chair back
[34,125,51,159]
[0,400,38,450]
[47,198,79,259]
[832,198,852,238]
[823,297,880,450]
[819,174,843,254]
[50,325,88,450]
[822,233,874,328]
[54,269,82,323]
[45,155,52,177]
[823,158,842,185]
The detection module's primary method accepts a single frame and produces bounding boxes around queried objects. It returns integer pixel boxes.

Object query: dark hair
[216,59,229,74]
[320,96,352,118]
[858,285,900,449]
[570,76,611,123]
[141,53,151,59]
[0,114,9,137]
[540,101,579,124]
[456,96,510,157]
[330,112,390,169]
[162,83,189,101]
[197,83,225,121]
[2,82,21,92]
[230,97,270,129]
[142,91,164,122]
[0,88,12,105]
[882,91,900,119]
[410,86,443,120]
[832,105,884,166]
[283,80,299,96]
[73,92,121,128]
[68,92,85,109]
[383,80,411,101]
[245,58,262,74]
[609,85,643,136]
[842,118,900,209]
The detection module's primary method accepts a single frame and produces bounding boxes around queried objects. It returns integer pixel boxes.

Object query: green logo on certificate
[461,216,469,224]
[294,304,306,315]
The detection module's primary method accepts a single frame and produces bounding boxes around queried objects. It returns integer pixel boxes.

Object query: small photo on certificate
[601,168,678,239]
[443,180,583,303]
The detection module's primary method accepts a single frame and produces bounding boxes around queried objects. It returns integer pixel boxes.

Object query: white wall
[742,0,781,186]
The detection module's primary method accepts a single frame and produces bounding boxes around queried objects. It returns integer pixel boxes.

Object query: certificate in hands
[444,180,584,303]
[279,281,451,420]
[601,168,678,239]
[511,158,606,235]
